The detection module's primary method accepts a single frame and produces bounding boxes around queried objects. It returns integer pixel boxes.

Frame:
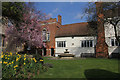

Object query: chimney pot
[58,15,62,24]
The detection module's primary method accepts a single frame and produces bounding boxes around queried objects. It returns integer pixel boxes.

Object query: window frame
[81,40,94,47]
[57,41,66,47]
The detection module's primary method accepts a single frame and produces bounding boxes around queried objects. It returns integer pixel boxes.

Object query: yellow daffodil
[1,52,3,55]
[24,55,26,57]
[9,63,11,65]
[5,57,7,59]
[24,63,26,65]
[8,58,9,60]
[24,58,26,60]
[1,55,3,58]
[8,55,10,57]
[33,58,37,63]
[14,65,18,68]
[16,52,18,54]
[14,69,16,70]
[10,52,12,56]
[3,61,7,64]
[40,59,43,61]
[12,61,14,64]
[16,58,19,61]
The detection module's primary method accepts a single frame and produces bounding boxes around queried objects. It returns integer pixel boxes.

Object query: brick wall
[40,16,62,56]
[95,2,108,58]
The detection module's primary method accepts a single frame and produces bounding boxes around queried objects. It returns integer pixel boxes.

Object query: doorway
[43,48,46,56]
[51,48,54,56]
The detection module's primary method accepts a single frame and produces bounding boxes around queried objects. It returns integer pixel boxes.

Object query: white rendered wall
[104,21,120,56]
[55,36,96,57]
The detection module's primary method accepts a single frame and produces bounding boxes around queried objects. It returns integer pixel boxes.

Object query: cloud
[74,13,83,19]
[74,12,95,20]
[53,8,59,13]
[70,0,74,4]
[47,13,53,18]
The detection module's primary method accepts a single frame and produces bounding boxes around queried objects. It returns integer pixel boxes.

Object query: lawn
[35,57,119,79]
[2,52,120,79]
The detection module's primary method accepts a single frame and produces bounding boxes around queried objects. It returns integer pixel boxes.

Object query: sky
[34,2,90,25]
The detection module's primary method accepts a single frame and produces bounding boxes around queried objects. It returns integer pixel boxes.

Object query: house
[2,3,119,58]
[55,22,97,57]
[40,6,120,58]
[39,15,62,56]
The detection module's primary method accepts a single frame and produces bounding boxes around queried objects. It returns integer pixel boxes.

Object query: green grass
[35,57,119,78]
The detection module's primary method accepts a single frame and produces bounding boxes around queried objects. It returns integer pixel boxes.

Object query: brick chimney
[58,15,62,24]
[95,2,108,58]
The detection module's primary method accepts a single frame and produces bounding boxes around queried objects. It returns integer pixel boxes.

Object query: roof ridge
[63,22,88,26]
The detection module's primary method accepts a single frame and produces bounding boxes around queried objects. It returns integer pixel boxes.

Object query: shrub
[1,52,45,78]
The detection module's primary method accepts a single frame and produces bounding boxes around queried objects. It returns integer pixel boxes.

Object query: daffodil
[1,55,3,58]
[16,52,18,54]
[1,52,3,55]
[24,63,26,65]
[8,55,10,57]
[14,65,18,68]
[9,63,11,65]
[5,57,7,59]
[3,61,7,64]
[16,57,19,61]
[24,58,26,60]
[40,59,43,61]
[33,58,37,63]
[12,61,14,64]
[10,52,12,56]
[24,55,26,57]
[0,61,2,63]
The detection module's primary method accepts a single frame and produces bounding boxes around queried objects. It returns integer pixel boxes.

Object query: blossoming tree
[5,8,49,53]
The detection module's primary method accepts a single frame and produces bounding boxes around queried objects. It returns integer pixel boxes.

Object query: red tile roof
[55,22,96,37]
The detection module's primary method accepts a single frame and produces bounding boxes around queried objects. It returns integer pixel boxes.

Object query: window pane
[81,41,83,47]
[64,41,66,47]
[84,41,86,47]
[59,42,61,47]
[62,41,63,47]
[90,40,93,47]
[42,30,46,41]
[57,41,66,47]
[111,39,114,46]
[57,42,59,47]
[115,39,118,46]
[87,40,89,47]
[47,33,50,41]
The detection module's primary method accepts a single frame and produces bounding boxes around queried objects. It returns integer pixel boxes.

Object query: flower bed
[1,52,45,78]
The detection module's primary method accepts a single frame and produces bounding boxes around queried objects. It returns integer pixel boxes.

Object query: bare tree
[83,2,120,44]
